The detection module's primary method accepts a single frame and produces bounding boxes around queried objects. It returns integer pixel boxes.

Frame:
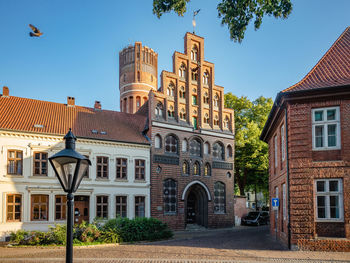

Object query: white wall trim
[200,129,234,139]
[152,121,193,132]
[120,82,156,90]
[181,180,212,201]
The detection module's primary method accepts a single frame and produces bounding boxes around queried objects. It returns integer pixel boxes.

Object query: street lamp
[49,129,91,263]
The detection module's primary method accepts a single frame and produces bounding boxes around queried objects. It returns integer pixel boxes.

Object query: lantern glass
[73,159,89,193]
[51,157,78,192]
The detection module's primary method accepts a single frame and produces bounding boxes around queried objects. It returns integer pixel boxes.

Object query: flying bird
[29,24,43,37]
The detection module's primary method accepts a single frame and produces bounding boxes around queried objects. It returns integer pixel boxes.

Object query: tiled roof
[0,95,149,144]
[283,27,350,92]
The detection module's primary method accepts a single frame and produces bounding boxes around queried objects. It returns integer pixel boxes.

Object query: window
[116,196,127,218]
[227,145,233,158]
[204,142,210,155]
[189,138,201,157]
[135,196,145,217]
[213,142,224,160]
[182,161,189,175]
[167,83,175,97]
[83,155,89,178]
[116,158,127,180]
[155,102,163,117]
[204,113,210,124]
[281,125,286,162]
[203,92,209,104]
[192,95,197,105]
[7,194,21,222]
[182,139,188,152]
[312,107,340,150]
[165,135,178,154]
[7,150,23,175]
[193,161,200,176]
[179,108,186,120]
[213,94,219,107]
[203,71,209,85]
[179,86,186,99]
[33,152,48,176]
[282,184,286,221]
[275,187,279,220]
[96,196,108,219]
[164,179,177,214]
[204,163,211,176]
[315,179,343,220]
[55,195,67,220]
[167,105,175,118]
[214,182,225,213]
[136,96,141,110]
[155,134,162,149]
[97,156,109,179]
[274,136,278,168]
[135,159,145,180]
[191,70,198,81]
[31,195,48,221]
[191,45,198,61]
[179,64,186,78]
[193,116,198,130]
[213,115,219,126]
[224,116,230,129]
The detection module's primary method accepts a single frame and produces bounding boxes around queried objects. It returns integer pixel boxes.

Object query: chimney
[2,86,9,97]
[67,96,75,107]
[94,101,101,110]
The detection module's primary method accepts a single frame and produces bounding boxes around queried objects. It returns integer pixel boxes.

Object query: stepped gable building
[0,87,151,241]
[261,27,350,251]
[119,42,158,114]
[133,33,235,229]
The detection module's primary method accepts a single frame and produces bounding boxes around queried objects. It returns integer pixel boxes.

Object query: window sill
[95,178,110,181]
[114,179,128,182]
[29,175,53,179]
[134,180,146,183]
[315,219,344,223]
[312,147,341,151]
[82,178,92,181]
[164,213,177,216]
[5,174,23,178]
[214,212,226,215]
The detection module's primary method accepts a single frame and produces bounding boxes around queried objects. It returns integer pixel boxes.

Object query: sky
[1,0,349,111]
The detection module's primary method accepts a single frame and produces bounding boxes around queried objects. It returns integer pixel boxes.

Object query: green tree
[225,93,273,195]
[153,0,293,43]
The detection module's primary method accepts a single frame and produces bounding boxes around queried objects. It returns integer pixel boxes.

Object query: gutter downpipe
[285,106,291,250]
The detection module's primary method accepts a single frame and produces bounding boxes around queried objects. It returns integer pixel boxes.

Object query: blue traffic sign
[272,198,279,209]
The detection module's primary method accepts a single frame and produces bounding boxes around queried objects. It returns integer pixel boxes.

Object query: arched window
[178,63,186,78]
[203,92,209,104]
[163,179,177,214]
[227,145,233,158]
[123,74,126,82]
[214,182,225,214]
[204,163,211,177]
[204,142,210,155]
[154,134,162,149]
[214,94,219,107]
[191,45,198,61]
[179,108,186,121]
[193,161,200,176]
[179,86,186,99]
[189,138,201,157]
[136,96,141,109]
[213,142,224,160]
[224,116,230,129]
[167,105,175,118]
[182,161,189,175]
[203,71,209,85]
[167,83,175,97]
[165,135,178,154]
[214,115,219,126]
[182,139,188,152]
[204,113,210,124]
[191,69,198,81]
[155,102,163,117]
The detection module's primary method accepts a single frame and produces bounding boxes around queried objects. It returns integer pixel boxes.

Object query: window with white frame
[282,184,286,221]
[281,125,285,162]
[274,135,277,168]
[315,179,343,221]
[312,107,340,150]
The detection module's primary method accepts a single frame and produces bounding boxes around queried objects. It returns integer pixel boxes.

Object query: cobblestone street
[0,226,349,263]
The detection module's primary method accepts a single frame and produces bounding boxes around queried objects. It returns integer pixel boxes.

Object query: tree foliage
[153,0,293,43]
[225,93,273,195]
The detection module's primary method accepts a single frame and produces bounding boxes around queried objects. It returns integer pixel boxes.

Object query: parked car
[241,211,269,226]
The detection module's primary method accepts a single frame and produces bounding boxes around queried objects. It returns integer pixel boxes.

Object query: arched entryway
[182,181,211,227]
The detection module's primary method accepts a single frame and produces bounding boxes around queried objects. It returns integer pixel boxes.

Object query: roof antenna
[192,9,201,34]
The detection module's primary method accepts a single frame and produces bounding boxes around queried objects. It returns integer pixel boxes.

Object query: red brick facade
[261,27,350,251]
[135,33,235,230]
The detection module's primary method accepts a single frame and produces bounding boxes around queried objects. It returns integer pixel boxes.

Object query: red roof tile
[283,27,350,92]
[0,95,149,144]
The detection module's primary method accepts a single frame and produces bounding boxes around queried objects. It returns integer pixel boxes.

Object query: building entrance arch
[182,181,210,227]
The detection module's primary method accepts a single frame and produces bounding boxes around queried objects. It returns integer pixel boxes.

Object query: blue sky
[1,0,349,111]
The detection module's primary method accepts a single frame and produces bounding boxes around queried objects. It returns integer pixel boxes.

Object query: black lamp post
[49,129,91,263]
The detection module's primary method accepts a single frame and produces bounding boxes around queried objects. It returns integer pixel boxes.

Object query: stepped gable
[0,95,149,144]
[284,27,350,92]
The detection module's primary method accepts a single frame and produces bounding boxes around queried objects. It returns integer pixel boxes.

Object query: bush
[74,221,101,243]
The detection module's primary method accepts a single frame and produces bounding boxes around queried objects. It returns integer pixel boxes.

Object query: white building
[0,87,150,241]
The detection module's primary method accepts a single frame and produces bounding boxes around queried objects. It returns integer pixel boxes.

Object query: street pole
[66,193,74,263]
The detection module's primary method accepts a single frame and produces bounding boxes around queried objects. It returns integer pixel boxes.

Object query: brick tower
[119,42,158,113]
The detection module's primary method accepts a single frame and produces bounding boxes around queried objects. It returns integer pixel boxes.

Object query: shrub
[74,221,101,243]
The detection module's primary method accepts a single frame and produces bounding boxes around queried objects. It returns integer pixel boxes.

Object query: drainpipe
[285,107,291,249]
